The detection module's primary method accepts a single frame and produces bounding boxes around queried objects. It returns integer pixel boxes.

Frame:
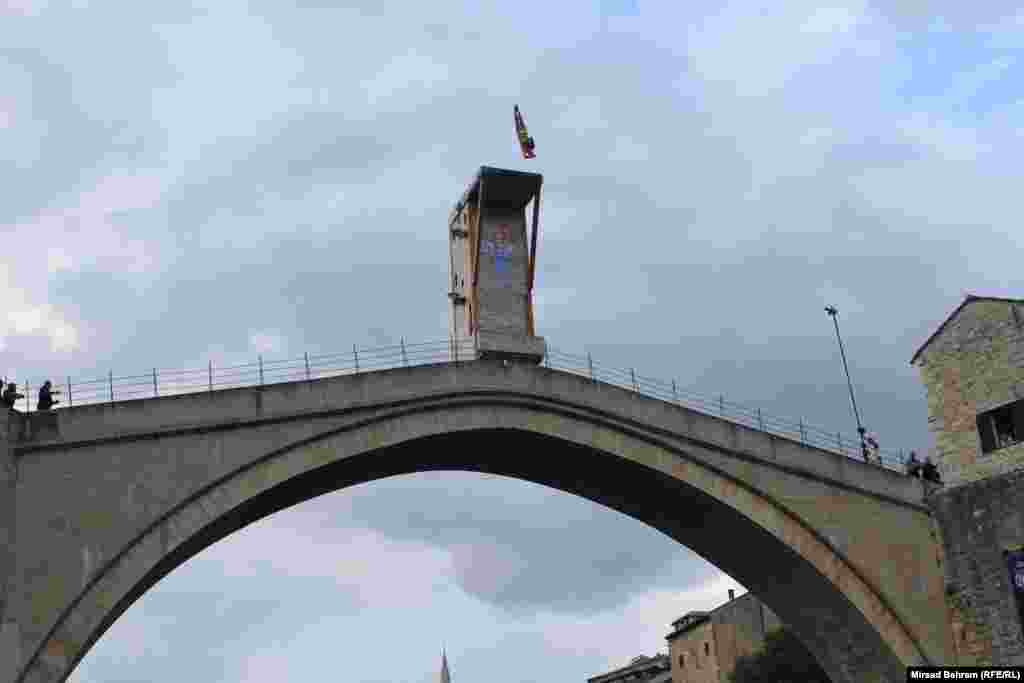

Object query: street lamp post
[825,306,869,462]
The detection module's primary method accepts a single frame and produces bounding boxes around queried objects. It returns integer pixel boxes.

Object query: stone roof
[909,295,1024,365]
[586,654,670,683]
[665,610,712,641]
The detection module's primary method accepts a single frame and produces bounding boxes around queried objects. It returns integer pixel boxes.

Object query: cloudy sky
[3,0,1023,681]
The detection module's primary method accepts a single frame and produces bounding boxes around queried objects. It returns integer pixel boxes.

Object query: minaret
[439,649,451,683]
[447,166,546,363]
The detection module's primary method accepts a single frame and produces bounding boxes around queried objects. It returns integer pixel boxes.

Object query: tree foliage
[728,627,831,683]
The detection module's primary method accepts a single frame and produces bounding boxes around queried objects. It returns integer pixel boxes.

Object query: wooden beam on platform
[528,185,541,292]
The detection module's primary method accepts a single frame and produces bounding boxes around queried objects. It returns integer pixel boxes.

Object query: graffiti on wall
[1007,547,1024,635]
[481,222,516,281]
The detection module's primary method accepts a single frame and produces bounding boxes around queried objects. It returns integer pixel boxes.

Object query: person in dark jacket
[2,382,24,409]
[922,456,942,484]
[37,380,60,411]
[905,451,922,478]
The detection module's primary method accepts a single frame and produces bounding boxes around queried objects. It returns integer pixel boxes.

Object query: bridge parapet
[6,336,915,471]
[13,360,927,510]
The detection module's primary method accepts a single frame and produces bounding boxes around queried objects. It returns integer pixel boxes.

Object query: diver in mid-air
[514,105,536,159]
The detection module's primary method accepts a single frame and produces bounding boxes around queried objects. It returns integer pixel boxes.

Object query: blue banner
[1007,548,1024,637]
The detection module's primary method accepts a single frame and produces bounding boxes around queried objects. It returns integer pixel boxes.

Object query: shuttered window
[977,399,1024,454]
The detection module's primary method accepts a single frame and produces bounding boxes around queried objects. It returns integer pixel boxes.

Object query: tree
[728,627,831,683]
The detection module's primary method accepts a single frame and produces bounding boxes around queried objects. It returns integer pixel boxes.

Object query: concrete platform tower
[447,166,546,363]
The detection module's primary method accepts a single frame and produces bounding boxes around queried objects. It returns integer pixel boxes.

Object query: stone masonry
[929,470,1024,665]
[912,297,1024,487]
[448,167,545,362]
[1,361,947,683]
[912,296,1024,665]
[666,593,782,683]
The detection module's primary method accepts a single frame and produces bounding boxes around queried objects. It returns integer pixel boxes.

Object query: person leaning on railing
[905,450,942,484]
[37,380,61,411]
[865,432,882,465]
[2,381,24,410]
[921,455,942,484]
[905,451,922,478]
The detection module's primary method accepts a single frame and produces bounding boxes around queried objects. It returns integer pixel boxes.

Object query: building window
[977,399,1024,453]
[704,642,710,656]
[678,654,684,669]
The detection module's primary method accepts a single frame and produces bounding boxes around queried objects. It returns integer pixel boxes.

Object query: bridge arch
[6,365,948,683]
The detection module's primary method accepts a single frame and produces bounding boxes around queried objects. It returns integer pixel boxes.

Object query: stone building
[664,590,780,683]
[587,654,672,683]
[911,294,1024,665]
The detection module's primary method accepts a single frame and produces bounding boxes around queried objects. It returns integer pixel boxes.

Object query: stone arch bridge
[0,360,953,683]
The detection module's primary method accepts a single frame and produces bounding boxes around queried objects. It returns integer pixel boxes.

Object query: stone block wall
[669,619,719,683]
[1,409,20,683]
[710,593,780,674]
[928,468,1024,665]
[914,299,1024,487]
[668,595,782,683]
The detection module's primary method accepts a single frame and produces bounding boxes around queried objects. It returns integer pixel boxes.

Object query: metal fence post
[758,408,764,431]
[25,382,30,413]
[108,371,113,404]
[305,352,311,381]
[719,395,725,416]
[209,361,213,393]
[631,368,638,392]
[837,432,842,451]
[153,368,158,397]
[259,355,264,385]
[67,376,72,407]
[672,379,677,403]
[353,345,360,373]
[588,353,594,382]
[799,418,806,444]
[401,337,408,366]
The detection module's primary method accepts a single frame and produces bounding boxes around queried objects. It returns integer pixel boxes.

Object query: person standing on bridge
[922,456,941,484]
[865,432,881,464]
[2,382,24,410]
[905,451,922,478]
[37,380,61,411]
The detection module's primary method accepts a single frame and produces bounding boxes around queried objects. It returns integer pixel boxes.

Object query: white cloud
[0,171,167,356]
[0,0,43,16]
[0,96,14,129]
[608,136,651,163]
[237,649,297,683]
[208,519,455,610]
[0,275,80,354]
[249,330,285,355]
[6,172,163,276]
[686,2,874,96]
[897,112,994,162]
[360,51,452,108]
[801,5,864,35]
[532,573,745,670]
[816,282,866,318]
[551,95,608,135]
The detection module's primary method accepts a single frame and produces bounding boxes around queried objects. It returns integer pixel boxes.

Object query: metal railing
[541,348,909,472]
[6,334,911,472]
